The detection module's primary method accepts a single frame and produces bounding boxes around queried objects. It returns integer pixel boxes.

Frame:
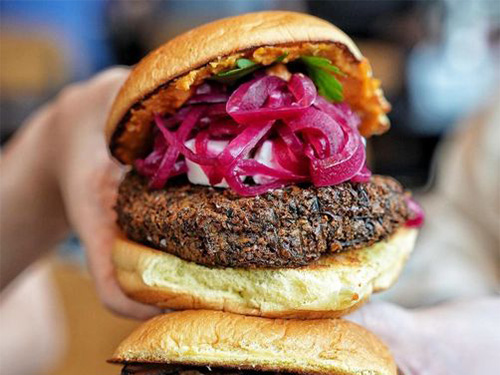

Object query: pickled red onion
[136,72,371,196]
[405,197,425,227]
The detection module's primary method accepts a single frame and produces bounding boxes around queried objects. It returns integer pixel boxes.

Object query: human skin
[0,68,160,319]
[348,297,500,375]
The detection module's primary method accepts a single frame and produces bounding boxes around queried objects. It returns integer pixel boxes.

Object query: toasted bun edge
[112,227,417,319]
[110,309,397,375]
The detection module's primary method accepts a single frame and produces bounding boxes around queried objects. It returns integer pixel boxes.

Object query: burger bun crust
[110,309,397,375]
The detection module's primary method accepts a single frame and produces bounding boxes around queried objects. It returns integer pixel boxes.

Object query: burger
[106,11,423,319]
[110,310,399,375]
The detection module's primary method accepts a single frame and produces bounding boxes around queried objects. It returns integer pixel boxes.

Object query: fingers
[80,192,161,320]
[54,66,163,320]
[77,161,161,320]
[86,67,130,108]
[91,257,161,320]
[345,302,421,375]
[345,300,411,328]
[82,219,162,320]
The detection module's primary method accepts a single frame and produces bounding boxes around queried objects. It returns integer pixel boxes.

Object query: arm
[0,68,160,319]
[0,104,69,288]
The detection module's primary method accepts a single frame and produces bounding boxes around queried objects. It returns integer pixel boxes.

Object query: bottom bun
[113,227,417,318]
[110,310,397,375]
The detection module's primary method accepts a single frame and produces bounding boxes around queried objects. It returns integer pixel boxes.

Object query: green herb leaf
[274,52,288,63]
[236,58,256,69]
[212,58,260,84]
[300,56,344,102]
[212,54,289,84]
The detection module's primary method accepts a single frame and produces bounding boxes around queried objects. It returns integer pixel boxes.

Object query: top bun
[110,310,397,375]
[106,11,390,164]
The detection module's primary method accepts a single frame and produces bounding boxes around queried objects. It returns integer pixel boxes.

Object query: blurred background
[0,1,498,374]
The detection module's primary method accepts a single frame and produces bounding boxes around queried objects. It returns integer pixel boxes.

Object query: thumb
[345,302,428,375]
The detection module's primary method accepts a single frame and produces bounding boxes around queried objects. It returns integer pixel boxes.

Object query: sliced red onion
[286,107,345,158]
[137,72,371,195]
[154,114,215,166]
[186,93,229,105]
[238,159,306,181]
[272,138,309,177]
[206,118,242,137]
[193,81,226,95]
[224,169,288,196]
[217,121,273,165]
[204,103,227,117]
[405,197,425,227]
[134,134,166,176]
[158,106,191,128]
[194,131,224,185]
[226,74,316,123]
[351,164,372,183]
[250,141,307,185]
[216,121,274,195]
[313,96,360,130]
[275,123,304,156]
[307,131,366,187]
[149,106,206,188]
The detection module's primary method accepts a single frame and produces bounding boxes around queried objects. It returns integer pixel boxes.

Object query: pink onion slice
[137,72,372,195]
[149,106,206,188]
[272,138,309,177]
[405,197,425,227]
[135,134,166,176]
[226,74,316,123]
[238,159,306,181]
[351,164,372,183]
[285,107,345,158]
[154,113,215,166]
[224,170,288,196]
[307,130,366,187]
[194,130,224,185]
[216,121,274,194]
[313,96,360,130]
[217,121,274,165]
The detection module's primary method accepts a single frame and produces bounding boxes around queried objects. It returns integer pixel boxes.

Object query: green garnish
[212,58,260,84]
[213,54,288,84]
[300,56,344,102]
[274,52,288,63]
[235,58,256,69]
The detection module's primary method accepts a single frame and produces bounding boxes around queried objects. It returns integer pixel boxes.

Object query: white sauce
[184,139,279,188]
[253,140,278,184]
[184,139,229,188]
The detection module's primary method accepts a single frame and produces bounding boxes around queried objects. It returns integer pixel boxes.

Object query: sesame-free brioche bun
[110,310,397,375]
[112,227,417,319]
[106,11,390,164]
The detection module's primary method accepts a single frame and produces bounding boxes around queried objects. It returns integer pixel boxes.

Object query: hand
[346,297,500,375]
[52,68,161,319]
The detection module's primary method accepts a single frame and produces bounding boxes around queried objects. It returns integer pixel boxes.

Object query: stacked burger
[106,11,423,375]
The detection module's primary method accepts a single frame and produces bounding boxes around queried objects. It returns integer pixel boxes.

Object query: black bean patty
[121,364,296,375]
[115,172,410,268]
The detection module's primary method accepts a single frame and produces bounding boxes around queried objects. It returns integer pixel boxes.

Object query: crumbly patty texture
[121,364,297,375]
[116,172,409,268]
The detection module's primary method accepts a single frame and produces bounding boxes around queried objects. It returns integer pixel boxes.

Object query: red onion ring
[137,73,370,196]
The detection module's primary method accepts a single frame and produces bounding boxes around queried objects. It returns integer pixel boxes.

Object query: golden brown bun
[110,310,397,375]
[106,11,390,164]
[112,227,417,319]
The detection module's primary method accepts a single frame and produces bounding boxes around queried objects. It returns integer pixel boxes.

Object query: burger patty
[116,172,410,268]
[121,364,297,375]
